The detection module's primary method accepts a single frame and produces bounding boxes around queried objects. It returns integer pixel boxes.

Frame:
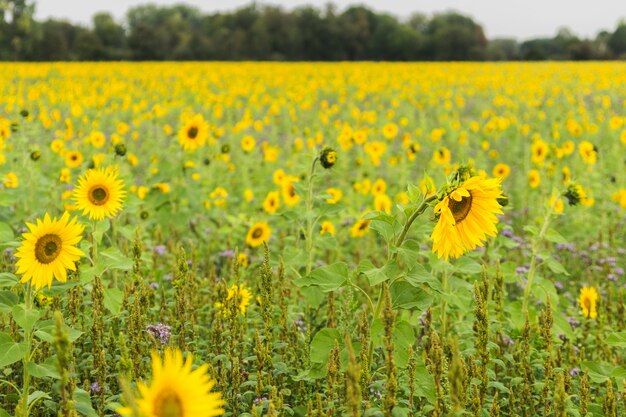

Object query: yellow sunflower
[246,222,271,247]
[65,150,83,168]
[74,167,126,220]
[431,176,503,260]
[578,286,599,319]
[262,191,280,214]
[15,212,84,289]
[350,219,371,238]
[118,349,224,417]
[178,114,209,151]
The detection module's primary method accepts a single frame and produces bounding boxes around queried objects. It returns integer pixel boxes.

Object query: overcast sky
[34,0,625,40]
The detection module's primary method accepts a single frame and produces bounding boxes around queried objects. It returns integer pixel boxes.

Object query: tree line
[1,0,626,61]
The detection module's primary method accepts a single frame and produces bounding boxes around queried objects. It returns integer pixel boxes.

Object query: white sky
[35,0,626,40]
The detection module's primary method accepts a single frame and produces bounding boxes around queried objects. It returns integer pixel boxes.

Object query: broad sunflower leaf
[294,262,348,292]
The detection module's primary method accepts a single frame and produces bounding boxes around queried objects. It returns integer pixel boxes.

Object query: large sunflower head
[15,212,84,289]
[431,174,504,260]
[178,114,210,151]
[118,349,224,417]
[74,166,126,220]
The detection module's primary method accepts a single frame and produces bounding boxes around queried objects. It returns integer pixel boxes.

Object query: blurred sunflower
[320,221,335,236]
[262,191,280,214]
[246,222,271,247]
[65,150,83,168]
[431,175,503,260]
[15,212,84,289]
[350,219,371,238]
[74,167,126,220]
[118,349,224,417]
[528,169,541,188]
[578,286,598,319]
[178,114,209,151]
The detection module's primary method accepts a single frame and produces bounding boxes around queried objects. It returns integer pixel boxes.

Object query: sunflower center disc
[35,234,62,264]
[448,193,473,223]
[89,186,109,206]
[252,228,263,238]
[154,389,184,417]
[187,126,198,139]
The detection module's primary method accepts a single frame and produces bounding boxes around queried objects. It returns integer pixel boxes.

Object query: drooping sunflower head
[118,349,225,417]
[15,212,84,289]
[74,166,126,220]
[246,222,271,248]
[564,182,586,206]
[431,175,504,260]
[578,286,599,319]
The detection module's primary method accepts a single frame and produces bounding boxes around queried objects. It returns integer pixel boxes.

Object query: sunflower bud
[30,151,41,161]
[140,211,149,220]
[20,110,29,118]
[319,148,337,169]
[221,144,230,154]
[115,143,127,156]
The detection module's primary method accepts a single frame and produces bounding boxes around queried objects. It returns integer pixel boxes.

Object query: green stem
[522,195,557,314]
[394,194,438,252]
[19,284,34,417]
[441,270,448,338]
[305,156,319,275]
[368,194,437,363]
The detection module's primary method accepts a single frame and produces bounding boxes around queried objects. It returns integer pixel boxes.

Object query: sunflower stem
[395,194,438,251]
[367,194,437,365]
[18,284,34,417]
[304,156,319,276]
[522,195,558,314]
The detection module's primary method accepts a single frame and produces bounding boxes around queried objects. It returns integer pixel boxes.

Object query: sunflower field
[0,62,625,417]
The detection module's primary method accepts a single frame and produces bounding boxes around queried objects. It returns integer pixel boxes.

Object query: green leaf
[523,225,538,236]
[104,288,123,313]
[581,361,613,384]
[390,280,434,311]
[294,262,348,292]
[606,332,626,348]
[531,276,559,306]
[542,256,569,276]
[369,218,395,243]
[12,304,41,333]
[27,390,50,405]
[0,273,18,289]
[396,239,420,268]
[544,228,568,244]
[393,320,416,368]
[0,222,13,242]
[34,320,83,344]
[75,388,98,417]
[358,259,398,286]
[92,219,110,245]
[310,328,341,364]
[99,247,133,271]
[0,290,18,313]
[405,264,442,292]
[27,359,61,379]
[453,257,483,275]
[0,332,28,368]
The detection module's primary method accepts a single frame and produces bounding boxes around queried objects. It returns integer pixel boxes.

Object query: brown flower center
[252,227,263,239]
[187,126,199,139]
[448,193,473,223]
[35,234,62,264]
[358,220,370,231]
[154,388,184,417]
[88,186,109,206]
